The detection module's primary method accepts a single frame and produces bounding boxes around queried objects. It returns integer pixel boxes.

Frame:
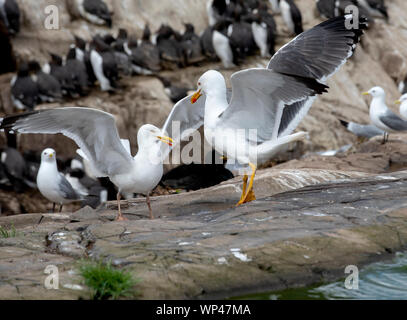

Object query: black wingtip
[0,110,40,131]
[339,119,349,128]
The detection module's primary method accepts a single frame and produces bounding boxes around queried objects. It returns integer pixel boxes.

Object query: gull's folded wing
[380,111,407,131]
[0,107,134,176]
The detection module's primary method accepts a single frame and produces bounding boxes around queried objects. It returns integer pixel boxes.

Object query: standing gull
[395,94,407,121]
[162,16,366,206]
[363,86,407,143]
[37,148,85,213]
[0,108,173,221]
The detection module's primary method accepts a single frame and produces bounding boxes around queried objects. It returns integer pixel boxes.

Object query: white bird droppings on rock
[230,248,252,262]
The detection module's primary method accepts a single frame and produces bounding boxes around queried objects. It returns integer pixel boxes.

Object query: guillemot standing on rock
[212,20,236,69]
[66,47,90,96]
[11,62,39,111]
[180,23,206,66]
[74,36,97,85]
[127,25,161,74]
[228,4,256,63]
[156,24,185,69]
[28,60,63,103]
[248,3,276,57]
[280,0,303,35]
[47,53,76,97]
[90,36,119,91]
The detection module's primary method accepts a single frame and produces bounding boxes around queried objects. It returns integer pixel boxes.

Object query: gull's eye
[198,82,201,86]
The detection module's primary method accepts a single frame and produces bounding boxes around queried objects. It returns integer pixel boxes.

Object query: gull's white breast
[369,99,393,132]
[37,162,68,204]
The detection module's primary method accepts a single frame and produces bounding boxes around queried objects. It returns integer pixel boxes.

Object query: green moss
[79,260,138,300]
[0,224,17,238]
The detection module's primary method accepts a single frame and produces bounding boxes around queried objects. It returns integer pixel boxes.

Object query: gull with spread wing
[162,16,367,206]
[0,107,173,221]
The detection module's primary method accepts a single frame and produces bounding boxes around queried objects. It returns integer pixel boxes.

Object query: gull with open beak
[0,107,173,221]
[161,16,366,206]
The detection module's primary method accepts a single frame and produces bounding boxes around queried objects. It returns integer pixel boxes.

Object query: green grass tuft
[79,260,137,300]
[0,224,17,238]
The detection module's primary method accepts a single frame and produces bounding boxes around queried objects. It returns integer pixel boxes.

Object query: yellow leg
[236,163,257,206]
[236,175,248,206]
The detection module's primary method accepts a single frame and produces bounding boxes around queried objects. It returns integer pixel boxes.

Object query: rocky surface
[2,0,407,300]
[1,158,407,299]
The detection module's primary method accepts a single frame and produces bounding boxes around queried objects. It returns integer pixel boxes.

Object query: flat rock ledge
[1,169,407,299]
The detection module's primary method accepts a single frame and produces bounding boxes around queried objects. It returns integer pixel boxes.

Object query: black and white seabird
[180,23,206,66]
[156,24,185,70]
[0,0,20,35]
[76,0,112,27]
[28,60,63,103]
[46,53,77,97]
[228,5,256,63]
[212,20,236,69]
[280,0,303,35]
[200,26,218,61]
[126,28,159,75]
[0,131,34,193]
[248,3,276,57]
[90,36,119,91]
[111,29,134,76]
[74,36,97,85]
[10,62,39,111]
[66,47,90,96]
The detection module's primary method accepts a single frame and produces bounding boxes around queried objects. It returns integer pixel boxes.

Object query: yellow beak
[190,89,202,104]
[49,153,54,159]
[362,92,370,96]
[395,100,402,105]
[157,135,174,146]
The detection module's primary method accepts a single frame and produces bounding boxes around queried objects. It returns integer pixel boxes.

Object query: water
[237,252,407,300]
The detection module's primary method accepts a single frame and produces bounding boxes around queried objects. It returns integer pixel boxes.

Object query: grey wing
[220,68,328,143]
[58,174,80,200]
[380,111,407,131]
[267,15,367,80]
[347,122,385,138]
[268,15,367,138]
[0,107,134,176]
[277,98,316,137]
[161,93,206,157]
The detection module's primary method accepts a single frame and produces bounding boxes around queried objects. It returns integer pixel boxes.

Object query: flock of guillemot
[6,0,390,112]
